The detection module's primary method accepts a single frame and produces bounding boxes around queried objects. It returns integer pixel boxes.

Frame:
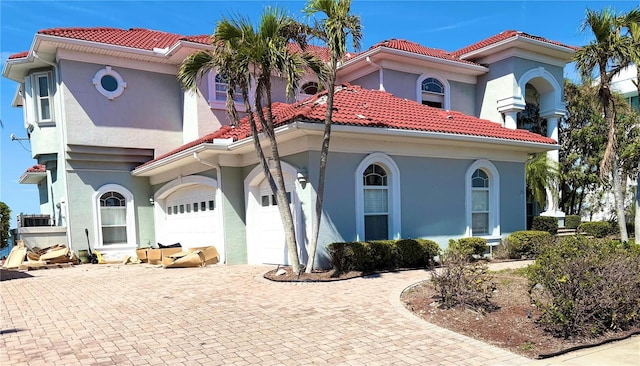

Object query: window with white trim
[93,66,127,100]
[214,73,242,102]
[363,164,389,240]
[465,160,500,238]
[300,81,319,96]
[471,169,490,235]
[355,153,401,241]
[421,77,444,108]
[33,72,53,122]
[100,192,127,245]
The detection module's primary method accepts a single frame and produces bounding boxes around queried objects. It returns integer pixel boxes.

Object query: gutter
[366,57,384,91]
[457,35,576,60]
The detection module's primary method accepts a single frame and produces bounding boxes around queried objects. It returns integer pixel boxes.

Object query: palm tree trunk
[611,159,629,241]
[635,168,640,240]
[306,65,337,273]
[257,77,301,273]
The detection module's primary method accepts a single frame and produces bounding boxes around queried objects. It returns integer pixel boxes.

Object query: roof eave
[131,142,229,176]
[19,171,46,184]
[458,36,576,61]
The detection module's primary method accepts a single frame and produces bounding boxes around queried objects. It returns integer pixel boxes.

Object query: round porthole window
[93,66,127,100]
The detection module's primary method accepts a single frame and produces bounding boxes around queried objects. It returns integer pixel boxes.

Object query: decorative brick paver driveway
[1,262,534,365]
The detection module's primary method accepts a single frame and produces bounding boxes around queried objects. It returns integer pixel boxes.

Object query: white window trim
[297,80,320,101]
[207,70,246,111]
[465,159,500,238]
[93,184,136,248]
[93,66,127,100]
[355,153,401,241]
[416,74,450,110]
[32,71,54,124]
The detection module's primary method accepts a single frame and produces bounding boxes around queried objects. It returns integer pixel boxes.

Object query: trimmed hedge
[564,215,581,230]
[327,238,441,272]
[503,230,554,259]
[578,221,612,238]
[448,237,488,259]
[532,216,558,235]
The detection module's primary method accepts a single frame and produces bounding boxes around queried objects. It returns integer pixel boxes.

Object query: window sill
[36,121,56,127]
[209,100,246,112]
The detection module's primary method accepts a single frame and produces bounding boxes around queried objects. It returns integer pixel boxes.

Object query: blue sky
[0,0,637,228]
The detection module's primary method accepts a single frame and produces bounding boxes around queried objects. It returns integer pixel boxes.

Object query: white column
[503,110,519,130]
[540,115,564,226]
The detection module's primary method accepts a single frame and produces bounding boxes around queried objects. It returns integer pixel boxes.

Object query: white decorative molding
[92,66,127,100]
[93,183,136,247]
[416,74,451,110]
[464,159,500,238]
[354,152,401,241]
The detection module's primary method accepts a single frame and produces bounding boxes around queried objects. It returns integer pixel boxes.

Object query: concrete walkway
[1,262,637,365]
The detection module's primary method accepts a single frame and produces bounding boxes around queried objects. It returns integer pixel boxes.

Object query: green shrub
[504,231,554,259]
[531,216,558,235]
[448,237,488,259]
[327,242,370,272]
[367,240,397,270]
[578,221,611,238]
[417,239,441,268]
[564,215,581,229]
[431,250,497,313]
[527,236,640,338]
[395,239,425,268]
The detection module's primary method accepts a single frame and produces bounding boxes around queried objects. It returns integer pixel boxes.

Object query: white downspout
[193,152,227,264]
[366,56,384,91]
[33,51,73,251]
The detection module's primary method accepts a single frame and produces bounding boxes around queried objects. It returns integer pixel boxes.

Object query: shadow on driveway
[0,269,34,282]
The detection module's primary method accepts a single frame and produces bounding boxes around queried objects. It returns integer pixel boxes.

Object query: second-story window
[33,72,53,122]
[214,73,242,102]
[421,77,444,108]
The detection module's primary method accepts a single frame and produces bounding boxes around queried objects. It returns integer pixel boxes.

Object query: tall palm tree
[179,8,308,273]
[629,20,640,240]
[303,0,361,272]
[574,7,640,241]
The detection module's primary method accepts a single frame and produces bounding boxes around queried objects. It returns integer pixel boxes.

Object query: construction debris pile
[2,242,77,270]
[1,241,220,271]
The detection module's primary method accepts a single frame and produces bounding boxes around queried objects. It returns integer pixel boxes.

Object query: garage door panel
[162,185,217,250]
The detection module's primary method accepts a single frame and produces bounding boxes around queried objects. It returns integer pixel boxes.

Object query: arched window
[363,164,389,240]
[214,73,242,102]
[99,191,127,245]
[421,77,444,108]
[471,169,490,235]
[301,81,319,95]
[465,160,500,237]
[355,153,401,241]
[94,184,136,247]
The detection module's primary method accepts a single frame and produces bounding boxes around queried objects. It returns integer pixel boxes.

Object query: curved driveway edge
[2,261,630,365]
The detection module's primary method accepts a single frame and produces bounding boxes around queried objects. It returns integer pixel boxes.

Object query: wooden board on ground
[2,247,27,269]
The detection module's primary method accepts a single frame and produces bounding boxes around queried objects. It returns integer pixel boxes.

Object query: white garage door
[256,179,294,265]
[162,185,217,250]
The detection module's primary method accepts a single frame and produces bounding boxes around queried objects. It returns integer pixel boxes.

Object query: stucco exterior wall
[449,80,476,116]
[349,71,381,91]
[66,161,154,252]
[382,69,419,100]
[220,166,248,264]
[59,60,183,156]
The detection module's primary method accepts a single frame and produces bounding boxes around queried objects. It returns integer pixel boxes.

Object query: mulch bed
[263,266,639,359]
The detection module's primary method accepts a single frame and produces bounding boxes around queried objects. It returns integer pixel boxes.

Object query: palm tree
[526,153,560,211]
[629,20,640,240]
[303,0,361,272]
[179,8,309,273]
[574,7,640,241]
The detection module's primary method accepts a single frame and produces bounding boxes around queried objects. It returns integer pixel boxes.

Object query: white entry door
[162,185,217,250]
[256,179,295,265]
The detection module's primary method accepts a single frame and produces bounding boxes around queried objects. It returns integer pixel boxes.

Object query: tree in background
[628,20,640,239]
[574,6,640,241]
[303,0,362,272]
[0,202,10,249]
[526,153,559,213]
[179,8,312,273]
[559,80,607,216]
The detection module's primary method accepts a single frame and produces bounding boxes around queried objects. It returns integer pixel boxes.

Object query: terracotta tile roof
[182,35,213,45]
[38,27,210,50]
[452,30,579,57]
[367,39,480,66]
[8,51,28,59]
[287,43,331,62]
[140,84,555,168]
[25,164,46,173]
